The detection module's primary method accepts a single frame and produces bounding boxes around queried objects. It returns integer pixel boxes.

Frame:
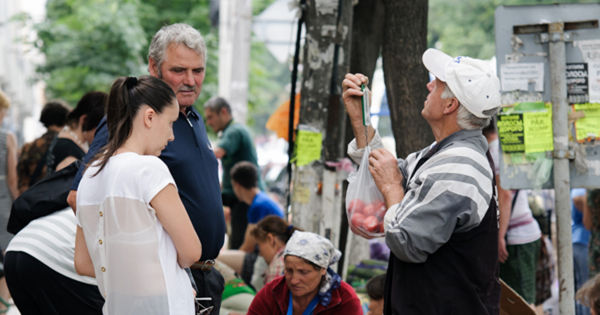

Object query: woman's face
[82,128,96,145]
[284,255,326,299]
[146,99,179,156]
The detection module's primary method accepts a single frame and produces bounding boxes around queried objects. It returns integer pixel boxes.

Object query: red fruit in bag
[364,215,380,232]
[362,204,376,216]
[351,212,365,228]
[348,199,366,215]
[373,201,387,219]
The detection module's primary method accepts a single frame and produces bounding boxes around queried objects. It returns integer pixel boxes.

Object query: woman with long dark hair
[74,76,201,315]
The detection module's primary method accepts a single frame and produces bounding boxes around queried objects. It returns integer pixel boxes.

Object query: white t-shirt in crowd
[77,152,194,315]
[489,139,541,245]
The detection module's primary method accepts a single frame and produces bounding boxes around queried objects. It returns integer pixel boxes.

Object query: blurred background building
[0,0,47,145]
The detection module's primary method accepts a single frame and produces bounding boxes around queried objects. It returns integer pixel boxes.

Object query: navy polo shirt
[160,107,225,260]
[72,108,226,261]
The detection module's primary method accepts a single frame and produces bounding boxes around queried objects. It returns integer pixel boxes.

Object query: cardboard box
[500,279,537,315]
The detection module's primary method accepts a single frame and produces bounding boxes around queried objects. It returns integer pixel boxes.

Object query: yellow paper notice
[295,130,322,166]
[523,110,553,153]
[497,114,525,153]
[574,103,600,141]
[293,184,311,205]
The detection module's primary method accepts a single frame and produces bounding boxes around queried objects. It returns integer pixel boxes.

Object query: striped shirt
[6,208,97,285]
[348,129,494,263]
[264,248,285,284]
[348,129,500,313]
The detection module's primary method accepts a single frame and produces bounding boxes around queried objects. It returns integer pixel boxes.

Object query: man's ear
[444,97,460,115]
[148,58,159,77]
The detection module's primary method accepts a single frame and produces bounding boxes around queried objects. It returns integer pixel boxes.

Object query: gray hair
[441,84,492,130]
[148,23,207,77]
[204,96,231,114]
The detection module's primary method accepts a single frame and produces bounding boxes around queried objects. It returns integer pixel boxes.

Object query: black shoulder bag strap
[29,135,59,185]
[511,190,520,216]
[45,135,59,176]
[485,150,498,202]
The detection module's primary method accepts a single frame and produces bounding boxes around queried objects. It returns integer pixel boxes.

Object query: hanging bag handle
[361,84,371,144]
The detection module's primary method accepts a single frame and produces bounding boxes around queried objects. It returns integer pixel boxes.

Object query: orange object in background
[266,93,301,141]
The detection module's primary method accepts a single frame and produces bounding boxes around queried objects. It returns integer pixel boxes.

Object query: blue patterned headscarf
[283,231,342,306]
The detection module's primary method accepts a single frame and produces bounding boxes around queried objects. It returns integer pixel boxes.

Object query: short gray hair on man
[441,83,494,130]
[148,23,207,77]
[204,96,232,114]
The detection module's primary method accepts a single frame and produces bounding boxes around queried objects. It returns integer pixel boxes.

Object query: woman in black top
[52,92,106,171]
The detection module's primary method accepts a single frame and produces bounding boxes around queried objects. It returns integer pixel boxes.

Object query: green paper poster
[295,130,322,166]
[523,109,553,153]
[497,114,525,153]
[574,103,600,141]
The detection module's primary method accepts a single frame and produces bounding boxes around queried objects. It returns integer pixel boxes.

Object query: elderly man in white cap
[342,48,502,314]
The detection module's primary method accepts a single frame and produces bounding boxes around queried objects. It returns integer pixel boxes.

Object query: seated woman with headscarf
[247,231,362,315]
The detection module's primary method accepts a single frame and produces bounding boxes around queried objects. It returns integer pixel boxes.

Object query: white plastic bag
[345,146,386,237]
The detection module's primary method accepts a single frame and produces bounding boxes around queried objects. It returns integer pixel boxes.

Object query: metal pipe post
[548,21,575,315]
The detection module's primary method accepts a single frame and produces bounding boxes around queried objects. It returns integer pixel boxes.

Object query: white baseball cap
[422,48,500,118]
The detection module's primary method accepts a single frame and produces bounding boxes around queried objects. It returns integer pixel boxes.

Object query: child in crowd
[577,273,600,315]
[366,274,385,315]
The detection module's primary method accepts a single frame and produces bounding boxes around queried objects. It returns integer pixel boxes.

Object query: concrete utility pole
[290,0,353,257]
[548,21,575,315]
[218,0,252,123]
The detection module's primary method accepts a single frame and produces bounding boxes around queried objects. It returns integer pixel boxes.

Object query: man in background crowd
[204,96,264,250]
[17,101,70,193]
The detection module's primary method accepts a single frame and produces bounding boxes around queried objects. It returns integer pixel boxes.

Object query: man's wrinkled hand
[368,148,403,206]
[342,73,369,124]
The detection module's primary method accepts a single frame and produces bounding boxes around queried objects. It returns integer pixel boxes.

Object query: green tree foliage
[428,0,600,59]
[247,38,289,134]
[34,0,147,105]
[21,0,287,134]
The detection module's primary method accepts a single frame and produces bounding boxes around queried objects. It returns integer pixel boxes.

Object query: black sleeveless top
[50,138,85,170]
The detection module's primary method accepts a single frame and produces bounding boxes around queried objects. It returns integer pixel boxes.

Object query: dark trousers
[191,266,225,314]
[5,251,104,315]
[222,193,249,250]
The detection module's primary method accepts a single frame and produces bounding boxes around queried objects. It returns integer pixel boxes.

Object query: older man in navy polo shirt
[67,23,226,313]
